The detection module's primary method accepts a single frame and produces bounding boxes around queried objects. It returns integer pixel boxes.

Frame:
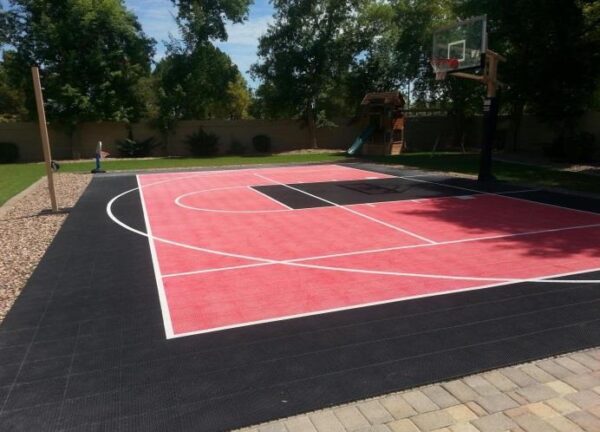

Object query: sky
[125,0,274,87]
[0,0,274,87]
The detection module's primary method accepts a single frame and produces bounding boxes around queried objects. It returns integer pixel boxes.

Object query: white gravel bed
[0,173,92,322]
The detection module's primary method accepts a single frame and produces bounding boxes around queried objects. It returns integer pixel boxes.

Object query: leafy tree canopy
[172,0,253,47]
[154,42,250,124]
[252,0,362,146]
[5,0,155,129]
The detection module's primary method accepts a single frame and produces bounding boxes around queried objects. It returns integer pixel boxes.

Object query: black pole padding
[478,96,499,182]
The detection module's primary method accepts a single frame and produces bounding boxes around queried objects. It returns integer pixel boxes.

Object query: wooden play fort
[347,92,406,156]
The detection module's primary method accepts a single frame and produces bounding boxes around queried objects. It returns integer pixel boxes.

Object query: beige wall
[1,113,599,162]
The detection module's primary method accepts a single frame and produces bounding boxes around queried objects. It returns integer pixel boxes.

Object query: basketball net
[431,58,459,81]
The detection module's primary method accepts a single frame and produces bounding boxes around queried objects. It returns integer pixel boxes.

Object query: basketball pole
[446,50,506,182]
[478,51,504,183]
[32,66,59,212]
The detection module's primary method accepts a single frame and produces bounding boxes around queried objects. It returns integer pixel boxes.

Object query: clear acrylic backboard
[432,15,487,76]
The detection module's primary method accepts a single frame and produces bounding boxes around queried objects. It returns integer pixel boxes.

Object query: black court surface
[1,163,599,431]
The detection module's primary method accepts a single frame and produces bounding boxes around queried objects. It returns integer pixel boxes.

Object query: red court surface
[135,165,600,338]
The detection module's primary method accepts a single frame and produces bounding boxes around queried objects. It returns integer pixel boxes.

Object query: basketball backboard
[432,15,487,76]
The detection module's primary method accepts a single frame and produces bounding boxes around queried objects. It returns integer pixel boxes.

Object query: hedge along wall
[1,113,599,162]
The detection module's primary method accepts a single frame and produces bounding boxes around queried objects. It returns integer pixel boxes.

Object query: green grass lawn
[369,152,600,195]
[1,152,598,208]
[0,153,346,206]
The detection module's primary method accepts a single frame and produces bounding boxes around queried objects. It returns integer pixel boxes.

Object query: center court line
[253,173,437,245]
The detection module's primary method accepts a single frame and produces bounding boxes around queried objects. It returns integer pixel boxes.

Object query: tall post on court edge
[32,66,58,212]
[478,51,503,182]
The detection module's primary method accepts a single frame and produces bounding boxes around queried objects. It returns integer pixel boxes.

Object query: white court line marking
[169,266,600,338]
[137,176,175,339]
[253,173,437,245]
[161,221,600,279]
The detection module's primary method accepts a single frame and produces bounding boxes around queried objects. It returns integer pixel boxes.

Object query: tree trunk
[306,107,318,149]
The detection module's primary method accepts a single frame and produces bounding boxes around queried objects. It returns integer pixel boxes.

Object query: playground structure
[347,92,406,156]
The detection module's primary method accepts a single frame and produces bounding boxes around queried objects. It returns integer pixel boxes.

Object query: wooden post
[32,66,58,212]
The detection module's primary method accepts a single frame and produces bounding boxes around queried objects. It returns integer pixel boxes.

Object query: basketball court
[1,162,599,431]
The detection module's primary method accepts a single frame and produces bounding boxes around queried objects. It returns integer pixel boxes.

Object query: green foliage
[116,136,159,158]
[5,0,155,130]
[154,43,250,124]
[172,0,252,45]
[251,0,360,145]
[186,128,220,156]
[0,54,27,122]
[0,142,19,163]
[252,135,272,153]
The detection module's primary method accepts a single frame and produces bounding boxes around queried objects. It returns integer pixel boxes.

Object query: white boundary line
[169,266,600,339]
[136,175,176,339]
[254,173,438,245]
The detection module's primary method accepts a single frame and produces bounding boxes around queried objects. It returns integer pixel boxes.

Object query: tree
[154,42,250,122]
[5,0,155,154]
[172,0,253,46]
[252,0,361,148]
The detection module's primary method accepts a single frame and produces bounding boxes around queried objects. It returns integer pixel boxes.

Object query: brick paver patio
[236,348,600,432]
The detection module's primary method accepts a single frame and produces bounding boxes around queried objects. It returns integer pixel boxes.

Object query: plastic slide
[347,125,375,155]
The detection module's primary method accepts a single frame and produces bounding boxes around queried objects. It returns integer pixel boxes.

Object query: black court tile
[57,391,120,431]
[0,167,599,431]
[17,356,72,384]
[253,177,478,209]
[0,363,20,387]
[3,376,67,411]
[0,345,28,366]
[0,328,35,349]
[0,402,62,432]
[65,368,121,399]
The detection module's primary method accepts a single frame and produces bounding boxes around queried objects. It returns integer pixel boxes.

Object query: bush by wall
[186,129,219,157]
[0,142,19,163]
[252,134,271,153]
[116,136,159,157]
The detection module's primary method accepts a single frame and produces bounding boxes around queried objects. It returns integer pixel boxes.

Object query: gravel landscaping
[0,173,91,322]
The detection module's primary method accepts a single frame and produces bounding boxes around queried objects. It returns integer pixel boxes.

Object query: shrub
[0,142,19,163]
[252,134,271,153]
[228,139,246,155]
[186,129,219,157]
[117,136,158,157]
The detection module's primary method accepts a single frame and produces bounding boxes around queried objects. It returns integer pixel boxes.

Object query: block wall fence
[1,113,599,162]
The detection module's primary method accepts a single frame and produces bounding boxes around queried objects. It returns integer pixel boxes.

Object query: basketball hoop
[435,71,448,81]
[431,58,460,80]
